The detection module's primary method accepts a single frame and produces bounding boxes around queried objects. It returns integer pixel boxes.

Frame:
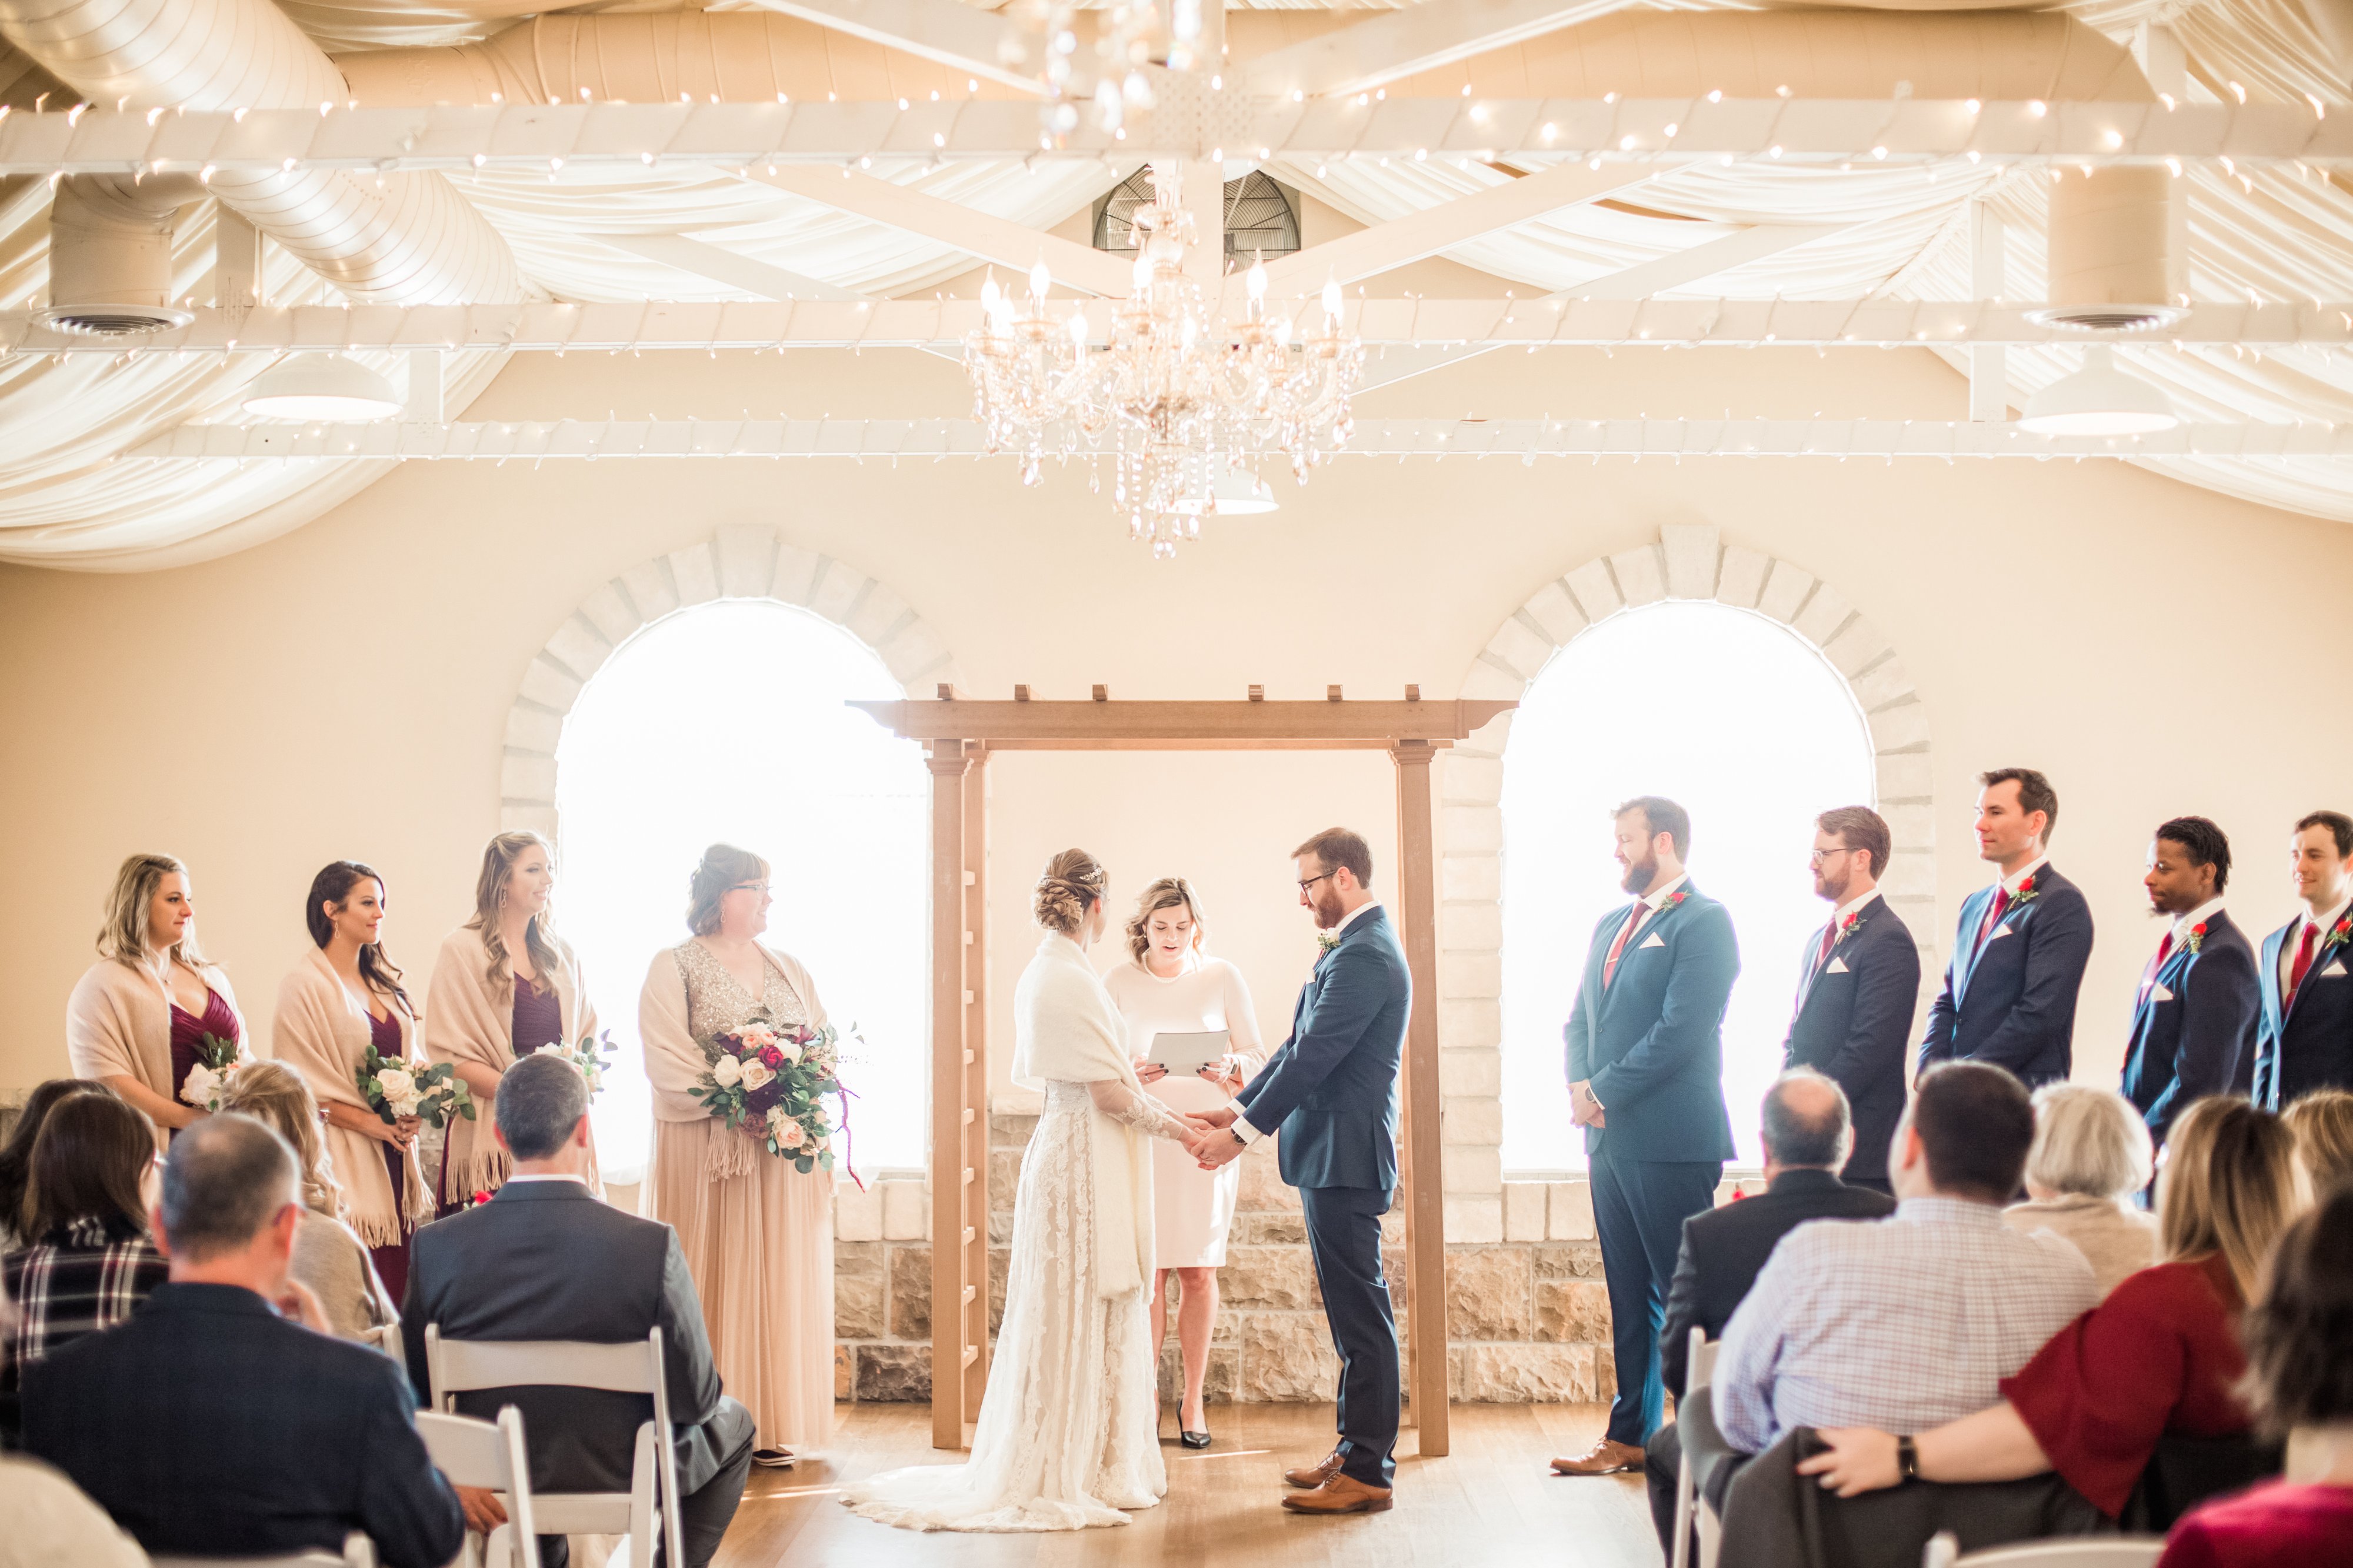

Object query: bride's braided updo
[1034,848,1108,938]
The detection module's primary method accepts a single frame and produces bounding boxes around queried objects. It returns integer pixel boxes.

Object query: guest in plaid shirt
[1712,1062,2099,1456]
[1,1095,166,1440]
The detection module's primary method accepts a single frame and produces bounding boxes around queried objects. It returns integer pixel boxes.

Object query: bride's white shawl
[1012,932,1153,1300]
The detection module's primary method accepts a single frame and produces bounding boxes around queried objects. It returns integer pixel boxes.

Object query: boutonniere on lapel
[1315,930,1341,955]
[1833,906,1868,946]
[2008,875,2041,908]
[1666,891,1688,909]
[2184,921,2209,955]
[2327,916,2353,953]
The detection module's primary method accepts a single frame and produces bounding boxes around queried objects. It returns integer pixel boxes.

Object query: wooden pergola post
[1389,738,1449,1453]
[960,743,992,1416]
[923,736,985,1448]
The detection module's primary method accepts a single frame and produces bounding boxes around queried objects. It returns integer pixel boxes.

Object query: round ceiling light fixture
[1209,468,1279,515]
[2018,345,2179,436]
[241,356,404,421]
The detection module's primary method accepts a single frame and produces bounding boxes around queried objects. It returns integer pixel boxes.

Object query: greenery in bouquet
[178,1032,243,1112]
[356,1043,476,1129]
[689,1016,859,1178]
[545,1029,617,1101]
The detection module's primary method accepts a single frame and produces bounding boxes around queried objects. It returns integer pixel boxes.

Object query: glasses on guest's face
[1297,871,1335,895]
[1807,848,1854,867]
[732,882,771,896]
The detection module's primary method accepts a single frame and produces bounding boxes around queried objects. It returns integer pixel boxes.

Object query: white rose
[179,1063,220,1109]
[778,1042,804,1066]
[740,1060,775,1092]
[766,1106,788,1129]
[388,1086,424,1116]
[779,1120,805,1149]
[711,1055,743,1087]
[376,1066,415,1100]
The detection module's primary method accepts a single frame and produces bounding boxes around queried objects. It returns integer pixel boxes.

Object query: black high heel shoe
[1179,1421,1212,1450]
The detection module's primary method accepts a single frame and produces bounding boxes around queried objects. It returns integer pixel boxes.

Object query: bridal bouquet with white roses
[545,1030,616,1102]
[689,1016,856,1177]
[178,1032,242,1112]
[356,1043,475,1129]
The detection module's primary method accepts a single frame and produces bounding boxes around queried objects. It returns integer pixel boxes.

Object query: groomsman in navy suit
[1919,768,2095,1089]
[1782,805,1919,1196]
[2251,810,2353,1109]
[2121,816,2259,1149]
[1551,796,1738,1477]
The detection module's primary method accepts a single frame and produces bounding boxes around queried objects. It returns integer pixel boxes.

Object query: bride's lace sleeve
[1086,1078,1193,1141]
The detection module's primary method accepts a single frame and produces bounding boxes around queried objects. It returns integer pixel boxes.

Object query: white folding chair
[1671,1327,1724,1568]
[418,1408,543,1568]
[149,1533,374,1568]
[1922,1535,2166,1568]
[425,1326,685,1568]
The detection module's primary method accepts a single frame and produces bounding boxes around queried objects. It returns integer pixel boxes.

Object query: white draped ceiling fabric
[1,0,2351,569]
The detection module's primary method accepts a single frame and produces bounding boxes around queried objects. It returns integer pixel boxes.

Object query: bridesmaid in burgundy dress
[272,862,432,1301]
[66,853,251,1149]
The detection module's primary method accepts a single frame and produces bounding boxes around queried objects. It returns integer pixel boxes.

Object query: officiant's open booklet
[1145,1029,1231,1079]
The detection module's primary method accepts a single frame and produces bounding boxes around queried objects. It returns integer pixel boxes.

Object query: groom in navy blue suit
[1552,796,1738,1477]
[1191,826,1411,1516]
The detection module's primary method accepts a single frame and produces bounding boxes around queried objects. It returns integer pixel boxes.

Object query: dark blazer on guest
[1564,881,1739,1163]
[1919,863,2095,1087]
[1659,1167,1895,1399]
[1235,903,1411,1192]
[1782,893,1919,1185]
[22,1282,463,1568]
[402,1179,752,1497]
[2120,909,2260,1143]
[2250,910,2353,1109]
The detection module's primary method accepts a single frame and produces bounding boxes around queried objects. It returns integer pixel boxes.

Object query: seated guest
[219,1062,399,1349]
[403,1053,755,1568]
[1711,1062,2098,1460]
[20,1115,462,1567]
[1798,1096,2309,1523]
[2284,1087,2353,1193]
[0,1079,110,1252]
[1645,1070,1897,1551]
[2156,1182,2353,1567]
[0,1093,166,1438]
[0,1273,146,1568]
[2003,1083,2161,1295]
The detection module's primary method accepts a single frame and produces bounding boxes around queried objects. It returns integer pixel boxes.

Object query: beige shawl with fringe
[639,940,828,1183]
[271,948,435,1247]
[66,956,251,1150]
[424,923,601,1200]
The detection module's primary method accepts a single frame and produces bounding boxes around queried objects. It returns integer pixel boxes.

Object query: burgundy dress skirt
[436,977,565,1216]
[166,988,242,1142]
[368,1008,414,1305]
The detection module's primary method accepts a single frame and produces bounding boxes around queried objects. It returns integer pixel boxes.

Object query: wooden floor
[714,1402,1659,1568]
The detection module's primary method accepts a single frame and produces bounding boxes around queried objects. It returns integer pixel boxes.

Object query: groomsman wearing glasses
[1782,806,1919,1196]
[1551,797,1738,1479]
[1919,768,2095,1089]
[2251,811,2353,1109]
[2121,817,2259,1150]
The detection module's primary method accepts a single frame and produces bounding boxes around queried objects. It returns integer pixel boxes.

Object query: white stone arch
[497,525,962,839]
[1436,522,1938,1245]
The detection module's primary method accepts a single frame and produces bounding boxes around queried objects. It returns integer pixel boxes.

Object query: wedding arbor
[851,688,1516,1454]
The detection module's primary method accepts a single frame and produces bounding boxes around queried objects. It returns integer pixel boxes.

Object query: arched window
[1499,600,1877,1173]
[554,599,929,1185]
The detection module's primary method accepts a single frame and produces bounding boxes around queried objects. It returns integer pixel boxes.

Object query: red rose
[2192,923,2208,936]
[761,1046,785,1068]
[471,1190,491,1207]
[2017,876,2036,895]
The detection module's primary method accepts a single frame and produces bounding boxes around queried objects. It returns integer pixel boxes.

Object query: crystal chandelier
[1001,0,1200,141]
[965,167,1364,558]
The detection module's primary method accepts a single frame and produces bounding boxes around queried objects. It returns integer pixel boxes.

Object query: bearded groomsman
[2251,811,2353,1109]
[2121,817,2259,1150]
[1919,768,2095,1089]
[1782,806,1919,1196]
[1551,796,1738,1478]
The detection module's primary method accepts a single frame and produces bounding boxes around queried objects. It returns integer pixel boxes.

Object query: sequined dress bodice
[674,940,809,1040]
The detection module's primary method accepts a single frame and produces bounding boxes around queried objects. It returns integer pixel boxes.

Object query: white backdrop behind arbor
[1499,600,1876,1173]
[554,599,930,1185]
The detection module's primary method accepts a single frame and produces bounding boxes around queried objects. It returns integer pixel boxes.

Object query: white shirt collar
[2171,897,2227,938]
[2305,893,2353,934]
[503,1173,587,1185]
[1334,899,1382,935]
[1638,872,1689,910]
[1829,888,1880,929]
[1998,855,2050,896]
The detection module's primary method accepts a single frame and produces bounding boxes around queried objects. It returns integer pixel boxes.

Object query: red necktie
[2287,923,2319,1005]
[1816,923,1838,970]
[2142,930,2174,993]
[1974,886,2012,953]
[1603,902,1647,989]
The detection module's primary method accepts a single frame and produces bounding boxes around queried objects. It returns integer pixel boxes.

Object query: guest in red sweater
[2159,1181,2353,1567]
[1795,1096,2308,1516]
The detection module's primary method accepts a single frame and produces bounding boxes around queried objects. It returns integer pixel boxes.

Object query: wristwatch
[1228,1129,1248,1147]
[1896,1435,1920,1481]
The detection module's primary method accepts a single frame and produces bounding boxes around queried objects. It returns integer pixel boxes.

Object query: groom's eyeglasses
[1296,872,1335,893]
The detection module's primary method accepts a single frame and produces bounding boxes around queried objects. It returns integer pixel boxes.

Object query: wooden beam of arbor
[848,697,1515,748]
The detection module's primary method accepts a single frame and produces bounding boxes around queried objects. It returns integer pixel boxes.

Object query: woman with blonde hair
[65,852,251,1148]
[2284,1088,2353,1193]
[218,1062,400,1350]
[272,861,435,1303]
[2003,1082,2161,1295]
[846,849,1207,1533]
[1802,1096,2311,1527]
[1102,876,1264,1450]
[426,831,601,1213]
[640,843,835,1466]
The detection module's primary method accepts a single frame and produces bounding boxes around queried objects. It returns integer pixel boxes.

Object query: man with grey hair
[1644,1071,1897,1555]
[404,1052,754,1568]
[22,1113,462,1567]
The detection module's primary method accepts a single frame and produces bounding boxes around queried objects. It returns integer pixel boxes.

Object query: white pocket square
[1989,925,2016,940]
[1638,931,1667,949]
[2320,959,2347,978]
[1825,956,1850,975]
[2152,984,2176,1002]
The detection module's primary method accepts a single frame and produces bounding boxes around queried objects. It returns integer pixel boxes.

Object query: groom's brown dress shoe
[1284,1450,1346,1489]
[1282,1475,1394,1514]
[1550,1438,1646,1475]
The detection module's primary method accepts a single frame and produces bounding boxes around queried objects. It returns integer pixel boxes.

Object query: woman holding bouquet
[65,852,251,1150]
[426,830,601,1212]
[273,861,435,1302]
[640,843,835,1467]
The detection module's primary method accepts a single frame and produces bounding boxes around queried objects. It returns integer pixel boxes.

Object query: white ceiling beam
[1246,0,1621,101]
[125,416,2351,463]
[1259,162,1652,292]
[748,165,1133,295]
[17,300,2352,353]
[746,0,1049,96]
[601,233,867,300]
[1561,223,1845,301]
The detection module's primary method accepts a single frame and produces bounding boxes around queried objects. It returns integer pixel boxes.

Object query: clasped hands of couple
[1134,1058,1249,1170]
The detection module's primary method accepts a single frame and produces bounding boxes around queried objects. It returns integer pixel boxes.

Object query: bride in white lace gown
[844,849,1204,1533]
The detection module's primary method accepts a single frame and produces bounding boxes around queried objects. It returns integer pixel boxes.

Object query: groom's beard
[1309,886,1345,928]
[1620,852,1660,896]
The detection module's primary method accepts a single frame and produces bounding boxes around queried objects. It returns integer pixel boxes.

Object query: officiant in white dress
[1102,878,1264,1450]
[843,849,1205,1534]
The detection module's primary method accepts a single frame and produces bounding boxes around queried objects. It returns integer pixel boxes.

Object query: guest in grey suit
[402,1054,755,1568]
